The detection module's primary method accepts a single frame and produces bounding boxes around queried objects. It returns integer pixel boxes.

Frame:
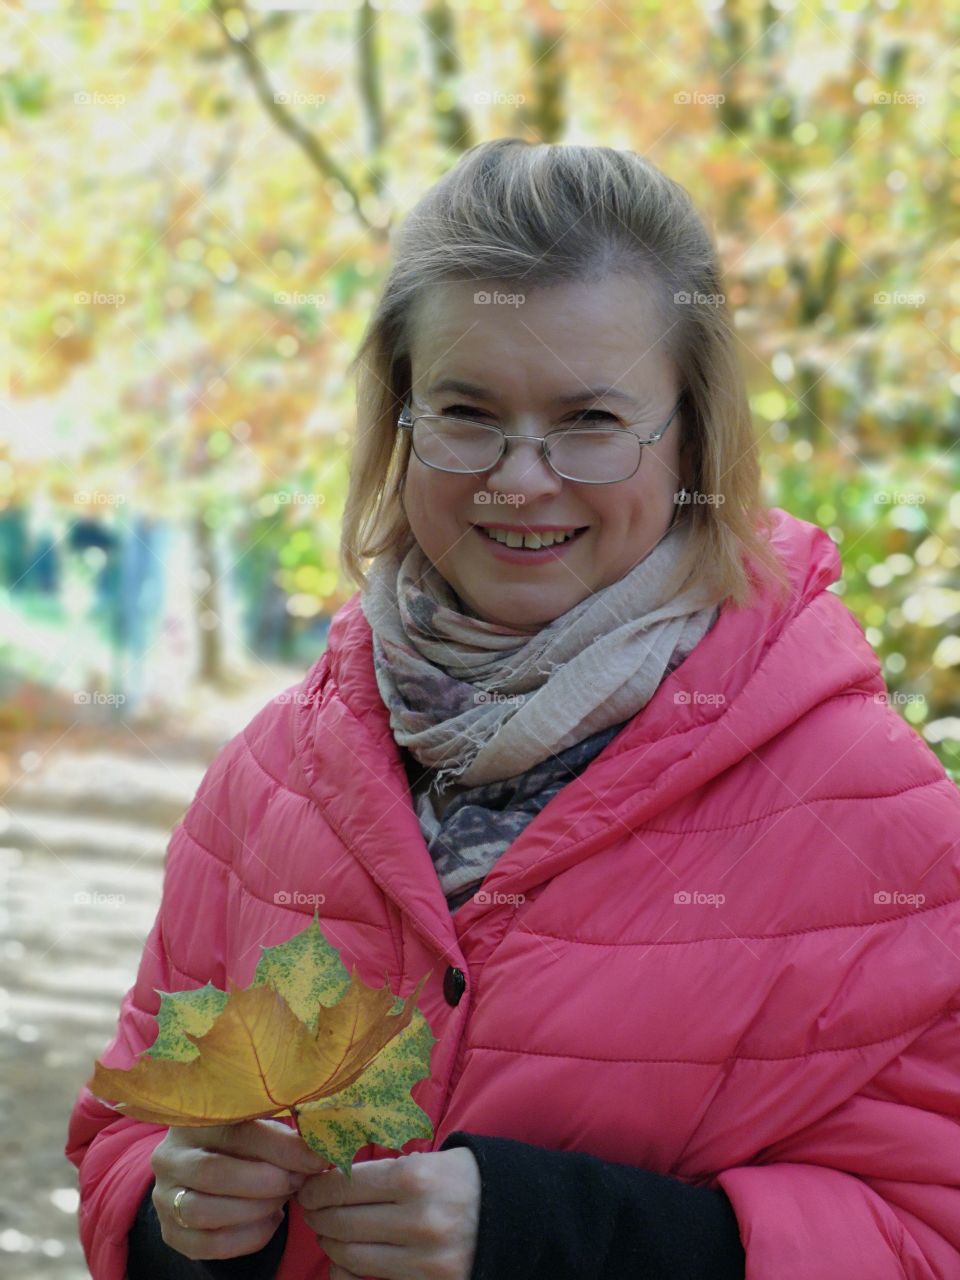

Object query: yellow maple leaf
[87,915,436,1176]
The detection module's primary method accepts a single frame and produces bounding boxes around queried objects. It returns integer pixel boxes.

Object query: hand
[296,1147,482,1280]
[150,1117,332,1261]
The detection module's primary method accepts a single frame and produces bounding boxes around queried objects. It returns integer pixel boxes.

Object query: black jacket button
[443,966,466,1007]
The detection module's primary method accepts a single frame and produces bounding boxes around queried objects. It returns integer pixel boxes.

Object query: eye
[571,410,617,424]
[442,405,617,424]
[442,404,488,419]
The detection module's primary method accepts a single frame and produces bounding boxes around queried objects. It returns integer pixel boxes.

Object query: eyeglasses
[396,396,683,485]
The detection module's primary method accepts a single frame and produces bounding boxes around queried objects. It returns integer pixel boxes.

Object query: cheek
[621,463,676,522]
[585,492,629,537]
[403,467,469,550]
[403,466,438,531]
[590,477,670,548]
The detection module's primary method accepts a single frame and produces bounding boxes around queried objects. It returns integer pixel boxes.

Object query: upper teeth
[481,527,580,549]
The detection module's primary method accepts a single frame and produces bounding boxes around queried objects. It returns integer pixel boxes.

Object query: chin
[482,593,573,629]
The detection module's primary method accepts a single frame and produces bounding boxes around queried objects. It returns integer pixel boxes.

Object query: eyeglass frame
[396,394,685,485]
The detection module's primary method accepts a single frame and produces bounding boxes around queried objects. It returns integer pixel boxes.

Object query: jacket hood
[289,508,889,953]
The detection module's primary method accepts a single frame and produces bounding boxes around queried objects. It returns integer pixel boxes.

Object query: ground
[0,662,306,1277]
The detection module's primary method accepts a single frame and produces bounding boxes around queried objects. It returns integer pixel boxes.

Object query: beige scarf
[359,514,720,794]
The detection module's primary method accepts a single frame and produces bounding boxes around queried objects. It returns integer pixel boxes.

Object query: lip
[473,523,585,533]
[471,523,588,564]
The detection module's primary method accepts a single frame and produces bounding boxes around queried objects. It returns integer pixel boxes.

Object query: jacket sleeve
[712,993,960,1280]
[438,1130,745,1279]
[64,735,243,1280]
[127,1180,288,1279]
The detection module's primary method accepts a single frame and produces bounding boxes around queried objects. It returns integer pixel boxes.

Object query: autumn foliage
[88,914,437,1177]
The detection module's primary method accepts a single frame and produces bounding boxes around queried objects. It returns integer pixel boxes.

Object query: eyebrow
[424,377,639,407]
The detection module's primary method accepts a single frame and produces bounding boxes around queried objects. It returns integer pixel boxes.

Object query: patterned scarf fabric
[360,516,720,912]
[403,716,640,912]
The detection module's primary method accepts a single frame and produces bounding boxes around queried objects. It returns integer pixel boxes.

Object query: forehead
[424,374,642,408]
[408,275,674,398]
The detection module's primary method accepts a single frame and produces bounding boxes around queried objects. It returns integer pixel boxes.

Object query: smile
[472,524,589,551]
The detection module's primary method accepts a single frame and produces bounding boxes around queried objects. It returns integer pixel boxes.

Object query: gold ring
[173,1186,189,1230]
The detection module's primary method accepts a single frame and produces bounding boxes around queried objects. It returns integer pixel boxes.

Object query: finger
[225,1117,334,1173]
[184,1149,303,1201]
[329,1265,366,1280]
[177,1118,333,1176]
[240,1118,336,1174]
[164,1186,290,1232]
[162,1214,285,1262]
[303,1201,408,1243]
[318,1236,404,1279]
[297,1156,407,1209]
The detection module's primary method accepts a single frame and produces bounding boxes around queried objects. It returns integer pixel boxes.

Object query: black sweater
[126,1131,746,1279]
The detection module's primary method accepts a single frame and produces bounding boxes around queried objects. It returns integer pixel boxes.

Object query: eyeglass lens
[411,417,641,483]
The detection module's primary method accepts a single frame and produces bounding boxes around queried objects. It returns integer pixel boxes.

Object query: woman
[66,139,960,1280]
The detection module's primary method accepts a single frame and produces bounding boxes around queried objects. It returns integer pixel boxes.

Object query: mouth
[471,523,590,555]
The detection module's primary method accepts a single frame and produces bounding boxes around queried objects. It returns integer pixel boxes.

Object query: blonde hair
[340,137,792,612]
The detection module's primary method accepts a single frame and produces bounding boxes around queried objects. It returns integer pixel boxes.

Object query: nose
[484,432,564,501]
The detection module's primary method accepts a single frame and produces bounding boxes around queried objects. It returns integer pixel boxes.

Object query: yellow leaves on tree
[87,912,437,1177]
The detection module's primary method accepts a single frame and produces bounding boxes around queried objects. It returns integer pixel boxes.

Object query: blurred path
[0,662,307,1276]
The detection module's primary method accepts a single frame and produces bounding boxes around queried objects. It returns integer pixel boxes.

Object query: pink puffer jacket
[65,507,960,1279]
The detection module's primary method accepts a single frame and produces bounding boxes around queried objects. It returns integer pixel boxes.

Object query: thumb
[253,1118,337,1174]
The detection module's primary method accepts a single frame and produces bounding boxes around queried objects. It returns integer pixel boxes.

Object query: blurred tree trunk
[193,511,223,685]
[708,0,755,226]
[525,22,565,141]
[713,0,751,136]
[423,1,475,151]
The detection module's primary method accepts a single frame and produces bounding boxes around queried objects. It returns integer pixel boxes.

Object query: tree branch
[208,0,384,240]
[357,0,387,197]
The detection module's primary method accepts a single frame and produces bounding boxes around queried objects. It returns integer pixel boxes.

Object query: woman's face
[402,275,686,629]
